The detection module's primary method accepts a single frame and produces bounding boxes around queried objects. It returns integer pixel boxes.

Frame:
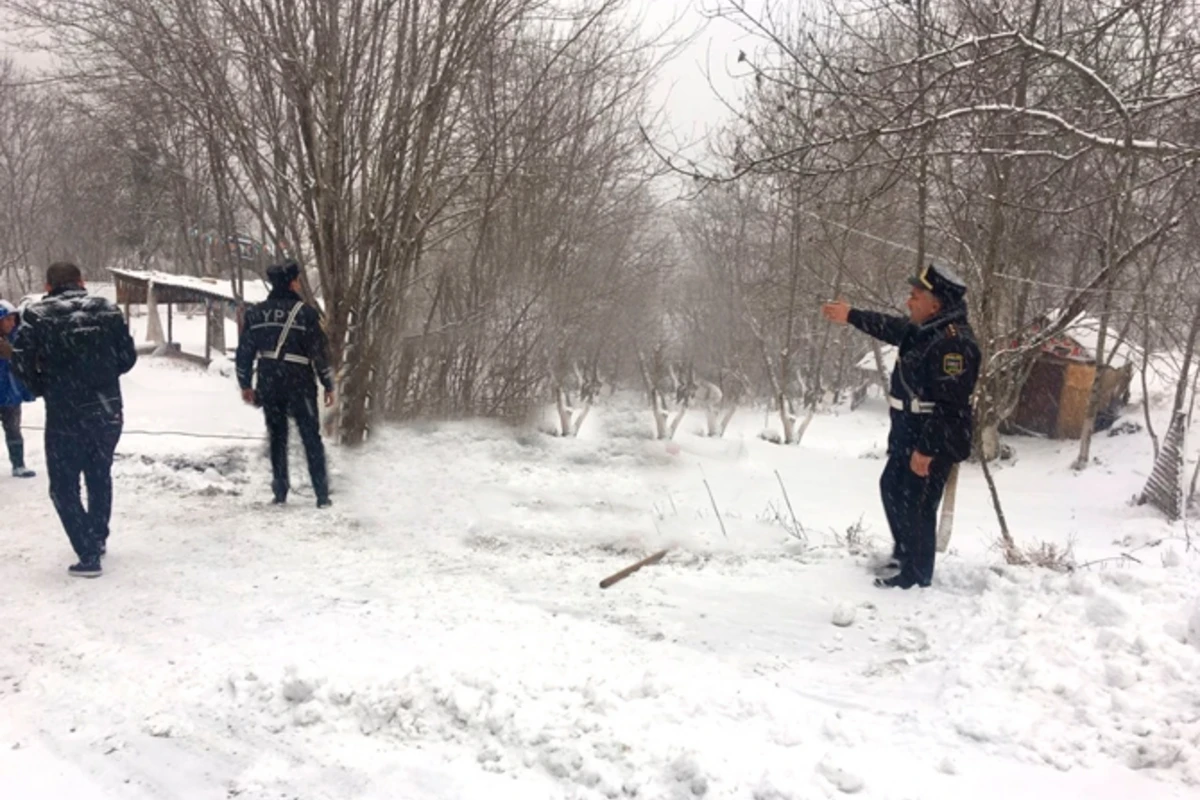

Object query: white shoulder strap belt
[889,395,935,414]
[259,302,310,365]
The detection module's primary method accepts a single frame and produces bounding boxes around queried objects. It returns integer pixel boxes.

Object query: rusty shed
[1005,314,1134,439]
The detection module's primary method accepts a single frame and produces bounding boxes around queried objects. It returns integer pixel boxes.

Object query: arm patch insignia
[942,352,965,376]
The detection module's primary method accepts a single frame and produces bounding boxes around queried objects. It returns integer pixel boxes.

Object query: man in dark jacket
[822,263,980,589]
[12,263,138,578]
[0,299,36,478]
[235,261,334,507]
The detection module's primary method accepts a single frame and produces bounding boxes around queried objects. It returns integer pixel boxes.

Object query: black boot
[874,572,929,590]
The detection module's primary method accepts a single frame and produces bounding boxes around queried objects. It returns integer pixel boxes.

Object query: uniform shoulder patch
[943,352,965,376]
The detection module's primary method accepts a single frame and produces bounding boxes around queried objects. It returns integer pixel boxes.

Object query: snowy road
[2,358,1198,799]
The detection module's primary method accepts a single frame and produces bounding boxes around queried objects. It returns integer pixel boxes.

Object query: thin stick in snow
[774,469,807,542]
[701,470,728,539]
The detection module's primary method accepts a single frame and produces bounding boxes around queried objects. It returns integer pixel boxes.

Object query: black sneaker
[316,497,332,509]
[68,560,103,579]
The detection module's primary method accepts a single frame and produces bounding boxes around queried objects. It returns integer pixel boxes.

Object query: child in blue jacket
[0,300,35,477]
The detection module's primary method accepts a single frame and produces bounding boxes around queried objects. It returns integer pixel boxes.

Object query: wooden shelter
[109,269,268,365]
[1005,314,1134,439]
[852,313,1135,440]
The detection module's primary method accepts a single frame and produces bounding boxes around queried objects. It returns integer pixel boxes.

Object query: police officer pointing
[236,262,335,508]
[822,263,980,589]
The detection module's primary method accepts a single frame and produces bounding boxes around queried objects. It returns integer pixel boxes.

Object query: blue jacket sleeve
[847,309,912,347]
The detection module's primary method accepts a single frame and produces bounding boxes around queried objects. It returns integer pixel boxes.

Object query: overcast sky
[628,1,768,167]
[1,1,768,170]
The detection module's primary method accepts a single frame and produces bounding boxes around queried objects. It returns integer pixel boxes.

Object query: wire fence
[19,425,267,442]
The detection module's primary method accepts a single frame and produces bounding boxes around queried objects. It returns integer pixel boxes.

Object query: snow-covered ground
[3,328,1199,799]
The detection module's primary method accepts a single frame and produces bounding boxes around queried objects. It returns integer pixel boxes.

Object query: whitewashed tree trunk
[1138,411,1187,521]
[979,422,1001,463]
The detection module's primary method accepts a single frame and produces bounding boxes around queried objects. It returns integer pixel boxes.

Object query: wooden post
[145,281,165,344]
[167,302,174,345]
[936,464,960,552]
[204,299,212,363]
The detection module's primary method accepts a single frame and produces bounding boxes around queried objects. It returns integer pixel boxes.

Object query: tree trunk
[1138,298,1200,519]
[779,184,804,443]
[980,452,1017,557]
[1073,286,1115,470]
[1141,290,1160,459]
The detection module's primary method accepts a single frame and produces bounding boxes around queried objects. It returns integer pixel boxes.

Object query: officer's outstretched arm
[915,338,980,461]
[847,309,912,346]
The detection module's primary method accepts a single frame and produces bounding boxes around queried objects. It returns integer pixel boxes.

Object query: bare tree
[7,0,669,441]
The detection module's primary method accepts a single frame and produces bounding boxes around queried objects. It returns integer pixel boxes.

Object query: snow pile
[939,567,1200,782]
[220,641,871,799]
[113,448,252,498]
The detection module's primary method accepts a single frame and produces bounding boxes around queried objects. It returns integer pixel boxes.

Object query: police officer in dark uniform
[236,261,335,508]
[822,263,980,589]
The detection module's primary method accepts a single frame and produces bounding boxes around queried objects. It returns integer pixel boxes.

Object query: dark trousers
[879,452,953,586]
[262,388,329,501]
[1,405,23,468]
[46,413,122,562]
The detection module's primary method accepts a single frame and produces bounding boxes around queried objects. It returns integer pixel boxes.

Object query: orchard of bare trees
[3,0,1200,516]
[2,0,677,444]
[662,0,1200,517]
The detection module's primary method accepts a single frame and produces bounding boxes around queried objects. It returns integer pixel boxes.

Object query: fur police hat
[266,260,301,289]
[908,263,967,304]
